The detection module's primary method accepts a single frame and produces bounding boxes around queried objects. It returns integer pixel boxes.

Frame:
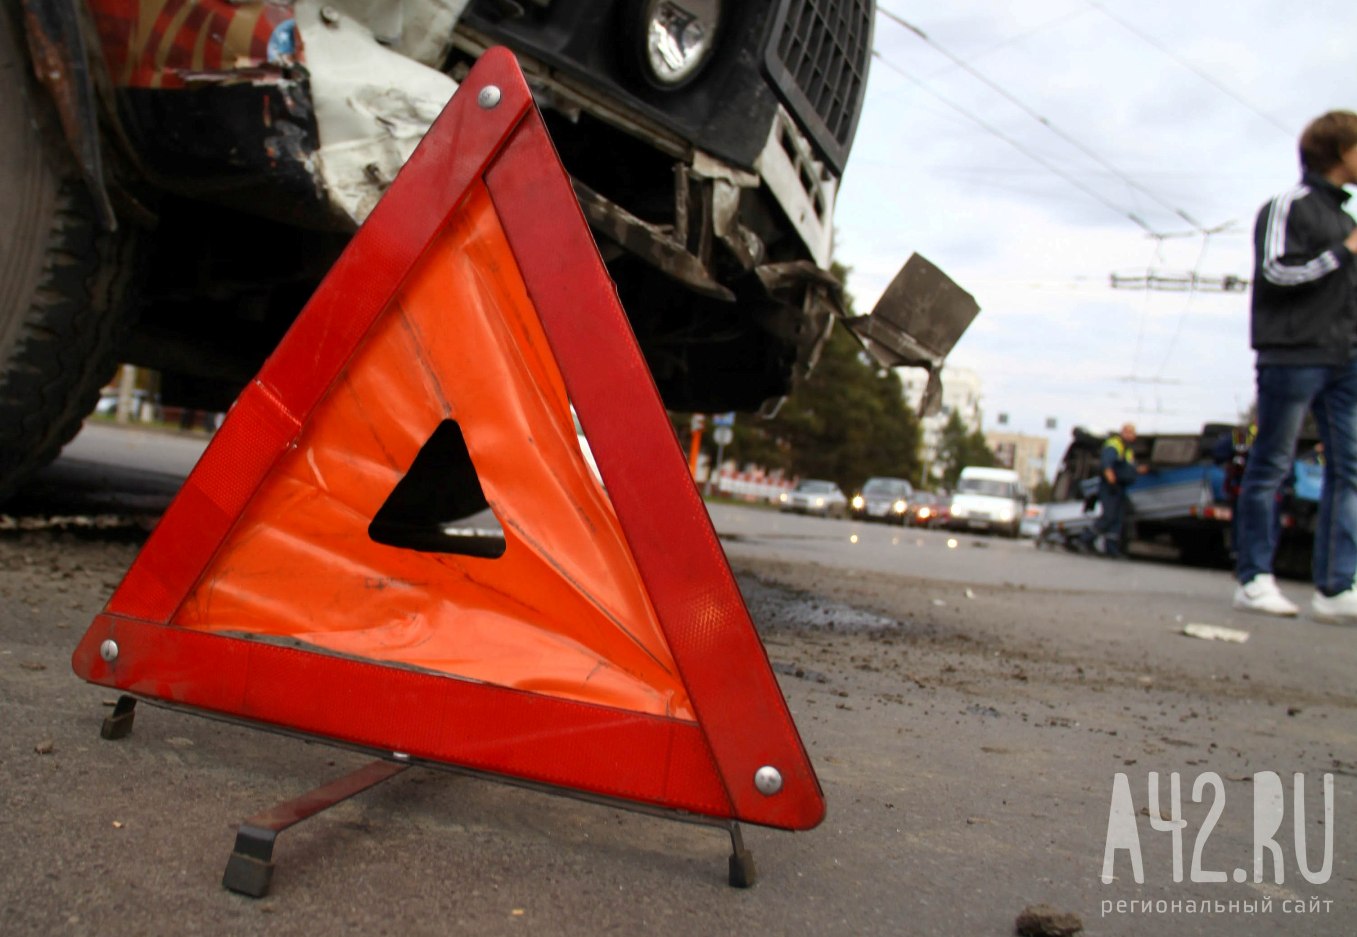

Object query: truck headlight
[893,500,907,513]
[640,0,721,88]
[851,495,865,510]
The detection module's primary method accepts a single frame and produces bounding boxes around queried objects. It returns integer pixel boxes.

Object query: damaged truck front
[0,0,978,500]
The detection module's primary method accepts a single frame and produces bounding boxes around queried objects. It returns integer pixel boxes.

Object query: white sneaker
[1311,588,1357,625]
[1232,574,1299,617]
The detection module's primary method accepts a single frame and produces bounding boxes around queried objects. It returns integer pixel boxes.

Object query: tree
[719,266,919,489]
[744,329,920,488]
[935,410,996,489]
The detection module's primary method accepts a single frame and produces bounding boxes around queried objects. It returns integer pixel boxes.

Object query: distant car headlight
[893,500,907,513]
[918,507,932,520]
[639,0,721,88]
[813,497,826,507]
[851,495,865,510]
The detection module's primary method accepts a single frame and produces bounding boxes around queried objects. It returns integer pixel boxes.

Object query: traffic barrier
[711,468,795,503]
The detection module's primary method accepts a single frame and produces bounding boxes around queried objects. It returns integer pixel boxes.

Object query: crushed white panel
[296,0,458,226]
[755,107,836,269]
[320,0,469,67]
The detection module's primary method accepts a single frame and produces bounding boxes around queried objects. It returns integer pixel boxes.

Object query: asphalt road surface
[1,423,1353,936]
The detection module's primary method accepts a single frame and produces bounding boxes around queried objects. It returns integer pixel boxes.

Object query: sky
[833,0,1357,472]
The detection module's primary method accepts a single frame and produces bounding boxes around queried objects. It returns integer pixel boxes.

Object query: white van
[947,466,1027,537]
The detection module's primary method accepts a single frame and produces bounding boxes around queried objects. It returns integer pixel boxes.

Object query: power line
[919,5,1096,81]
[1145,219,1241,240]
[1128,237,1166,377]
[1153,233,1213,381]
[869,51,1160,235]
[877,6,1210,233]
[1082,0,1293,136]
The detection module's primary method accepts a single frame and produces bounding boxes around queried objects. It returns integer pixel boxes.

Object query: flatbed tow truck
[1037,425,1320,569]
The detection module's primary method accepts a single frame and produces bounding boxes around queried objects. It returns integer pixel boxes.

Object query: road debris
[771,660,830,684]
[0,514,151,534]
[1181,622,1249,643]
[1014,903,1083,936]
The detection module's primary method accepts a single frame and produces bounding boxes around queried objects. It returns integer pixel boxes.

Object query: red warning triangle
[73,49,823,831]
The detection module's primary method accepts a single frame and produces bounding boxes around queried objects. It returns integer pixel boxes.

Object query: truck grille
[765,0,873,173]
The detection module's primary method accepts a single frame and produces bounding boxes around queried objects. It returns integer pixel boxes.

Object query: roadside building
[898,365,984,485]
[984,431,1048,493]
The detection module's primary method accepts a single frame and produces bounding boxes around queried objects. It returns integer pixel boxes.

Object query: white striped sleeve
[1261,185,1342,286]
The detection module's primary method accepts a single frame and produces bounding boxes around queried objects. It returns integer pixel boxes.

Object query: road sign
[713,426,733,446]
[73,49,823,834]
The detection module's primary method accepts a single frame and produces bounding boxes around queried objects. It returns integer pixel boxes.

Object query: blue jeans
[1236,361,1357,594]
[1080,482,1127,556]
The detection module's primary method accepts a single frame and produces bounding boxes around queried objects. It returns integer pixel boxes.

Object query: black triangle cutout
[367,419,506,558]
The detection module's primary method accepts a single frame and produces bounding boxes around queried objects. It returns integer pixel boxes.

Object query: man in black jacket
[1233,110,1357,622]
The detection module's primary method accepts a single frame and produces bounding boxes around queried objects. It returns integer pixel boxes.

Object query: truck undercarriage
[0,0,978,501]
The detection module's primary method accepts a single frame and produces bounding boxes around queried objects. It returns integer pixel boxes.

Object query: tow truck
[1039,424,1320,568]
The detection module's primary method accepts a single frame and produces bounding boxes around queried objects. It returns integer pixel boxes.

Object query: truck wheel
[0,11,137,503]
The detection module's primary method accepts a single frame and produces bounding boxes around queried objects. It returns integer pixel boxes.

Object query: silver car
[779,479,849,519]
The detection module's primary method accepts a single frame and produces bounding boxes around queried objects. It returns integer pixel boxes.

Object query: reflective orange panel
[172,185,692,720]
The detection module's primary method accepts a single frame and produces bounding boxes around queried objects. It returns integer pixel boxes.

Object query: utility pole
[1109,272,1248,292]
[115,365,138,423]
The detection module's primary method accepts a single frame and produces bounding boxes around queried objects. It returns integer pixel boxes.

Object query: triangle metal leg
[100,694,137,740]
[726,822,758,888]
[222,759,409,897]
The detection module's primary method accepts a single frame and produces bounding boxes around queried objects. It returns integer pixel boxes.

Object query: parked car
[906,492,944,528]
[849,477,913,525]
[779,479,848,518]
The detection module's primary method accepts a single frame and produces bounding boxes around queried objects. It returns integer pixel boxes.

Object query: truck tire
[0,10,137,504]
